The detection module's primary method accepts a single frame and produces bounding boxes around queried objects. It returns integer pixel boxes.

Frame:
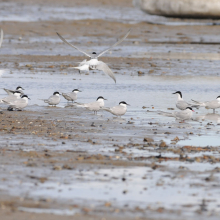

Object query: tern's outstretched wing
[96,61,116,83]
[0,29,3,48]
[56,32,92,58]
[79,59,87,66]
[96,29,131,58]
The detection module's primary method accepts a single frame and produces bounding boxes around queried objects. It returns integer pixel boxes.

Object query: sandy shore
[1,0,220,219]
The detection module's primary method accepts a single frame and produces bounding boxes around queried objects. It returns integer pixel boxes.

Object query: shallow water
[1,165,220,219]
[1,69,220,149]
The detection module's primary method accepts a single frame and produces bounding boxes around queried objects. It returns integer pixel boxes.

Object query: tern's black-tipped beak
[104,98,107,100]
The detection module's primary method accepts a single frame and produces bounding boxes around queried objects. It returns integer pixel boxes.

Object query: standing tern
[62,89,81,102]
[4,86,25,95]
[157,107,194,121]
[75,96,106,114]
[173,91,199,110]
[0,29,3,48]
[0,91,21,103]
[191,96,220,113]
[102,101,129,117]
[41,91,61,107]
[3,94,30,111]
[56,29,131,83]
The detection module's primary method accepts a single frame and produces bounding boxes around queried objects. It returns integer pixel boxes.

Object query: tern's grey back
[9,99,28,110]
[45,95,60,105]
[62,92,77,102]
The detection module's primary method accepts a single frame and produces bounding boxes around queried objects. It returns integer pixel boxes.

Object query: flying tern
[41,91,61,106]
[3,94,30,111]
[56,29,131,83]
[62,89,81,102]
[191,96,220,113]
[102,101,129,117]
[173,91,199,110]
[157,107,194,121]
[75,96,106,114]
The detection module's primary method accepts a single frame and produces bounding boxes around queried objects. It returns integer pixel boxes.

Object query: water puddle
[18,207,78,216]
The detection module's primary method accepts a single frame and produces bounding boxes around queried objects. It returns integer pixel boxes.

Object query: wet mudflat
[1,0,220,220]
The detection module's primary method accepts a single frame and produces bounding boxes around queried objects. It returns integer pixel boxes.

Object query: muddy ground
[1,0,220,220]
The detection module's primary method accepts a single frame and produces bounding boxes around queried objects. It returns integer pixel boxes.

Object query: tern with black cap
[3,94,30,111]
[157,107,194,121]
[62,89,81,102]
[173,91,199,110]
[102,101,129,117]
[75,96,107,114]
[40,91,61,107]
[56,29,131,83]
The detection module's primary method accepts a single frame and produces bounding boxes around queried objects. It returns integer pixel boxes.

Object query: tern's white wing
[176,100,200,110]
[96,29,130,58]
[56,32,92,58]
[96,61,116,83]
[47,95,60,105]
[0,29,3,48]
[1,94,20,103]
[62,92,77,101]
[174,110,192,120]
[79,59,87,66]
[191,99,205,106]
[3,88,14,95]
[9,99,28,109]
[103,105,126,116]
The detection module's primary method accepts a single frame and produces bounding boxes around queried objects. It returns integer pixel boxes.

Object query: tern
[62,89,81,102]
[4,86,25,96]
[191,96,220,113]
[173,91,199,110]
[75,96,106,114]
[56,29,131,83]
[3,94,30,111]
[0,91,21,103]
[41,91,61,106]
[157,107,194,121]
[0,29,3,48]
[102,101,129,117]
